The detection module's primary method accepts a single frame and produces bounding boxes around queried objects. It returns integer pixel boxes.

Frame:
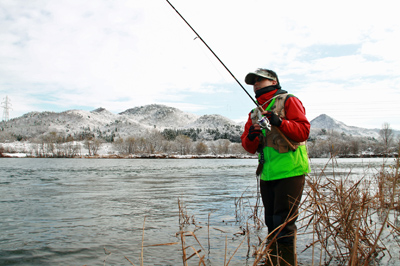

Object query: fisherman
[241,68,310,265]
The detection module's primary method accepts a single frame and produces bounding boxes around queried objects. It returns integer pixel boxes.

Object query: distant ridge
[1,105,398,142]
[311,114,345,130]
[310,114,381,138]
[119,104,199,128]
[0,104,241,141]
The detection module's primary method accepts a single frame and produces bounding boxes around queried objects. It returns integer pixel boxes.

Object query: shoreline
[0,153,258,159]
[1,152,397,159]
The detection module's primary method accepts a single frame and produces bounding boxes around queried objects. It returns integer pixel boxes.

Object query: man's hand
[247,124,262,141]
[262,111,282,127]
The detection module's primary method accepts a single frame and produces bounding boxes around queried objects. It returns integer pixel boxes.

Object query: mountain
[0,104,242,142]
[119,104,199,128]
[310,114,381,139]
[1,105,396,143]
[190,114,237,128]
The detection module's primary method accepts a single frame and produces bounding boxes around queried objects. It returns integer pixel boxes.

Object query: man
[241,68,310,265]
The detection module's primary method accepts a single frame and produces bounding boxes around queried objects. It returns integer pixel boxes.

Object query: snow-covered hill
[1,106,397,143]
[119,104,199,128]
[1,108,147,141]
[310,114,383,139]
[0,104,242,142]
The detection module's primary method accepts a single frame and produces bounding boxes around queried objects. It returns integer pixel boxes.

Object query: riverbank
[0,152,257,159]
[1,140,398,159]
[2,151,397,159]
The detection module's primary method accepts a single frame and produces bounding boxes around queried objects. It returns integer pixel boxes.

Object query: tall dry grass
[121,155,399,266]
[295,155,400,265]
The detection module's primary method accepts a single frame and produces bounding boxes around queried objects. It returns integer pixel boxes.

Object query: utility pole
[1,96,12,122]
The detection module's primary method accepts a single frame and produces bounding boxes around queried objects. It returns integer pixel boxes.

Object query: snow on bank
[0,141,256,159]
[2,153,28,158]
[0,141,32,153]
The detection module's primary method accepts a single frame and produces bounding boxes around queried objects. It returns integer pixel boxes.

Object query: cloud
[1,0,399,130]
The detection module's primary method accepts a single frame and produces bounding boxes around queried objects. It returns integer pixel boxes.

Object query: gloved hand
[247,124,262,141]
[263,111,282,127]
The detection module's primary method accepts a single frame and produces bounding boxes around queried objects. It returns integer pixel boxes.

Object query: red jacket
[241,89,310,154]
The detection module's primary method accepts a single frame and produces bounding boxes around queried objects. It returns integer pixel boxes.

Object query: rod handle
[257,106,297,152]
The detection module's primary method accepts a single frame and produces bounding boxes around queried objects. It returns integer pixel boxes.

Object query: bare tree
[113,137,125,154]
[216,139,230,154]
[195,141,208,155]
[229,142,247,155]
[207,139,231,155]
[66,141,81,157]
[84,137,103,156]
[349,139,360,155]
[379,122,393,153]
[175,135,192,155]
[135,137,148,154]
[84,138,93,156]
[125,137,136,154]
[146,130,165,154]
[91,139,103,155]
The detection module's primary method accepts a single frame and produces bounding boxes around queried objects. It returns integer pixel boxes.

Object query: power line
[1,96,12,122]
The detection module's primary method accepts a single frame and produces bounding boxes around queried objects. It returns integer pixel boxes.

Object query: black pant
[260,175,305,244]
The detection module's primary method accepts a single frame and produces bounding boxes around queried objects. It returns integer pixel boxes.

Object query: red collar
[256,89,278,107]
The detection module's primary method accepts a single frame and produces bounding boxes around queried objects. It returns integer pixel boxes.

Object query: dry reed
[297,155,400,265]
[120,154,399,266]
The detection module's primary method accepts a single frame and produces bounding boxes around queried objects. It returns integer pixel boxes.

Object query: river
[0,158,398,265]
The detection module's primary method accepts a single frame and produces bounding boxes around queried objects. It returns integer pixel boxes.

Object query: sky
[1,0,399,130]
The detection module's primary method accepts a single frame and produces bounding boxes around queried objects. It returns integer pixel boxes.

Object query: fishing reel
[258,116,271,131]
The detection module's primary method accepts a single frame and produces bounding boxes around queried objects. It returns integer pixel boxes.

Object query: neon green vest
[253,94,310,181]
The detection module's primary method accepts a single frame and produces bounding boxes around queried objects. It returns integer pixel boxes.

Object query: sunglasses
[255,76,266,83]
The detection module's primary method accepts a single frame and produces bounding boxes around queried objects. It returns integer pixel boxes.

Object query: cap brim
[245,72,259,85]
[245,71,277,85]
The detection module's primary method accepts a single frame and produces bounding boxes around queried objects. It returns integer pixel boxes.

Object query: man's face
[253,76,277,93]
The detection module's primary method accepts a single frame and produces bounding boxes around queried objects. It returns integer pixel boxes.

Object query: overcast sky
[1,0,399,130]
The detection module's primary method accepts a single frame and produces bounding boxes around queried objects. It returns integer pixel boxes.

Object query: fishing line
[165,0,259,108]
[166,0,297,150]
[193,36,229,84]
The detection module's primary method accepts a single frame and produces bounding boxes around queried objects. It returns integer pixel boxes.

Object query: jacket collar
[256,86,288,106]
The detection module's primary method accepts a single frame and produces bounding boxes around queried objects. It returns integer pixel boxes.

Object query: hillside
[0,104,242,142]
[310,114,382,139]
[1,106,397,144]
[2,106,400,158]
[119,104,198,128]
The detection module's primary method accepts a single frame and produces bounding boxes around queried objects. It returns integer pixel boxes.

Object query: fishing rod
[165,0,258,108]
[166,0,296,150]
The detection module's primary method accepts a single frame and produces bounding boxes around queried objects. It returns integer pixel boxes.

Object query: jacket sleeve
[278,97,310,142]
[241,112,260,154]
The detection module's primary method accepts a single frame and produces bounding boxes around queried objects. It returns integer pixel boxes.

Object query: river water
[0,158,398,265]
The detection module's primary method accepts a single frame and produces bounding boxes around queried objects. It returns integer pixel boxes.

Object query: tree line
[307,122,399,158]
[0,123,398,158]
